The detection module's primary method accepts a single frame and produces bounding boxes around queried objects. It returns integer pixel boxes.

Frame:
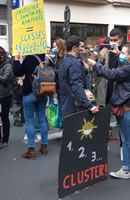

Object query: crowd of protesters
[0,28,130,179]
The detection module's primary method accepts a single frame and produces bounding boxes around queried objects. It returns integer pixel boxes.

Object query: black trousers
[0,95,12,143]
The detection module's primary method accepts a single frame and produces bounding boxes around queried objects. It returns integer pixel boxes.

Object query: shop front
[44,0,130,46]
[51,22,108,46]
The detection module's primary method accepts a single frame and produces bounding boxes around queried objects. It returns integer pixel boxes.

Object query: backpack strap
[33,55,44,69]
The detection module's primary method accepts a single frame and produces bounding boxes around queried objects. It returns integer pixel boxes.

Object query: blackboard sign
[58,107,111,199]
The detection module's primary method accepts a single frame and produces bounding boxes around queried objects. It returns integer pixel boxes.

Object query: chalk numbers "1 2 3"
[67,141,97,162]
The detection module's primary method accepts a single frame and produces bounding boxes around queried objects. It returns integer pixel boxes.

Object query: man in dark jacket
[106,28,124,105]
[59,35,98,121]
[88,43,130,179]
[97,28,124,141]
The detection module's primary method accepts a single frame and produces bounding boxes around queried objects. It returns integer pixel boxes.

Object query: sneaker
[23,134,28,144]
[23,135,40,144]
[110,168,130,179]
[36,134,41,141]
[2,143,8,148]
[35,135,41,143]
[14,121,23,127]
[24,134,27,141]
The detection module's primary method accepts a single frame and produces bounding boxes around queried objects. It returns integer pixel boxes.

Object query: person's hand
[99,48,108,61]
[90,52,98,61]
[15,51,20,61]
[88,58,96,67]
[90,106,99,114]
[83,61,89,71]
[109,44,120,55]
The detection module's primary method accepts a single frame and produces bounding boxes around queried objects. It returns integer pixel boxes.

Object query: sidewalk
[0,116,130,200]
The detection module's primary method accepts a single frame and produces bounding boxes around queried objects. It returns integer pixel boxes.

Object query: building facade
[44,0,130,46]
[0,0,9,51]
[1,0,130,53]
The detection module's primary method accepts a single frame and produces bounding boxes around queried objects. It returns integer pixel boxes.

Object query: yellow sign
[12,0,47,56]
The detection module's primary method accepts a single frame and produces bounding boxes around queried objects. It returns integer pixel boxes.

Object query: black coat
[13,54,45,96]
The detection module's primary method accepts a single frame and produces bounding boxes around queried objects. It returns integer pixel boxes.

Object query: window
[51,22,108,46]
[0,25,6,36]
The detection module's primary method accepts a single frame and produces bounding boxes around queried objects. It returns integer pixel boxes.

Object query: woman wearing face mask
[88,44,130,179]
[51,38,66,89]
[51,38,66,77]
[51,39,66,126]
[0,47,13,149]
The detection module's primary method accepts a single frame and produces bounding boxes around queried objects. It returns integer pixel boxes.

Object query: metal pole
[64,5,71,40]
[22,0,24,6]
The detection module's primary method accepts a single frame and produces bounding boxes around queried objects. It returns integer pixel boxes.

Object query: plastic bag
[48,103,63,128]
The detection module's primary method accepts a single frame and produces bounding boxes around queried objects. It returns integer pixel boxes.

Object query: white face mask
[110,42,119,48]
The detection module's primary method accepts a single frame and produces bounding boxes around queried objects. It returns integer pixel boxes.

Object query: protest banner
[58,107,111,199]
[12,0,47,56]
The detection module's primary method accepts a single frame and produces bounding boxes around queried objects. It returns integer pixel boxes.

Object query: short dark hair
[0,46,6,58]
[110,28,123,38]
[79,37,84,43]
[66,35,80,52]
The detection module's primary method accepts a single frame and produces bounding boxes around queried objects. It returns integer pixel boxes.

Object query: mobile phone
[99,44,112,50]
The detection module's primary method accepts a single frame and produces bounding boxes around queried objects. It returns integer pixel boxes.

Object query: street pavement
[0,116,130,200]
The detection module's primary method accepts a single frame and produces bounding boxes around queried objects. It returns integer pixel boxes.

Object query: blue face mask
[51,48,57,55]
[119,53,128,63]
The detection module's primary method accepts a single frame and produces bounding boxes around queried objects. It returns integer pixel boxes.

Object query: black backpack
[31,55,56,96]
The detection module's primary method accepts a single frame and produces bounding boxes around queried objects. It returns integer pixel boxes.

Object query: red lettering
[84,169,89,183]
[77,171,84,184]
[95,165,99,179]
[105,163,107,176]
[71,174,76,187]
[63,175,70,189]
[99,164,104,177]
[89,167,95,180]
[62,163,107,191]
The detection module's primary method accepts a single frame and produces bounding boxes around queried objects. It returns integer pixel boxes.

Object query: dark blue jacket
[59,54,93,120]
[94,62,130,106]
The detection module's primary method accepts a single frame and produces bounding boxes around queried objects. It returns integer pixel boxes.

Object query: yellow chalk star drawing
[78,118,98,140]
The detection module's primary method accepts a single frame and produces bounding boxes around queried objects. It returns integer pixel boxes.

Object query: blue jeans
[119,111,130,170]
[34,113,40,135]
[23,93,48,147]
